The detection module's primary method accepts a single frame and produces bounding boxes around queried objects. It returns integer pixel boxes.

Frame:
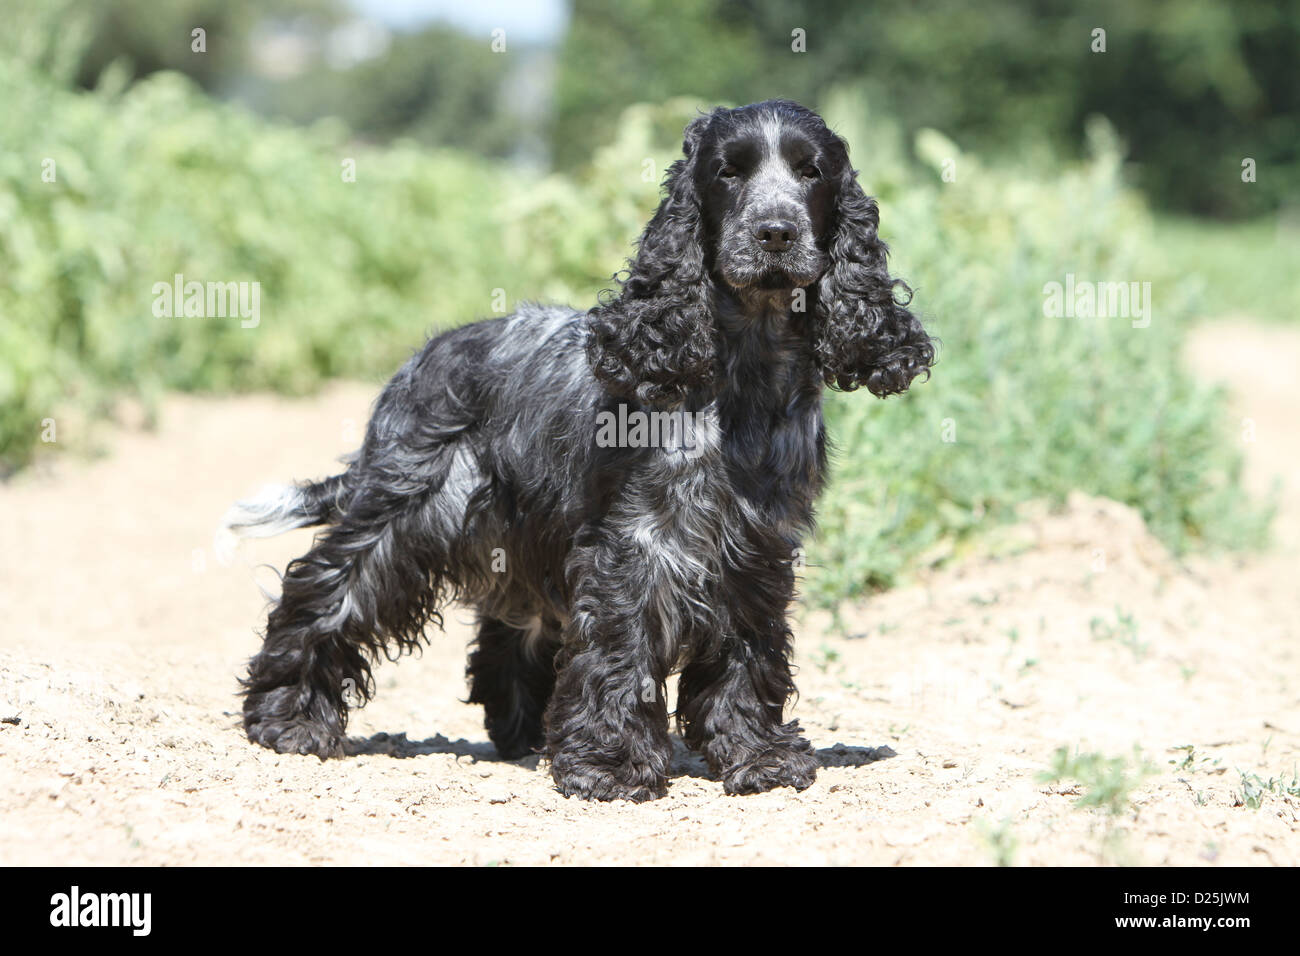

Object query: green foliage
[0,59,603,474]
[0,59,1271,601]
[553,0,763,170]
[51,0,343,91]
[1149,215,1300,323]
[10,0,526,160]
[557,0,1300,218]
[18,1,1297,218]
[804,91,1271,603]
[254,24,523,159]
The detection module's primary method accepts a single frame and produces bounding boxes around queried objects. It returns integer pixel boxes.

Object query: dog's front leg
[544,544,673,802]
[677,542,819,795]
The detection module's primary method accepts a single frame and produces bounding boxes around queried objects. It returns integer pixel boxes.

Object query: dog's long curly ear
[812,164,935,397]
[586,114,717,406]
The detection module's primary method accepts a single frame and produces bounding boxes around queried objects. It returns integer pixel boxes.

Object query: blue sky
[349,0,569,44]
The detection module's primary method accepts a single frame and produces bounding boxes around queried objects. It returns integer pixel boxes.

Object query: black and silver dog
[223,100,934,801]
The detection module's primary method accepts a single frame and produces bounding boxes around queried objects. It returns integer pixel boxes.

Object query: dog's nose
[752,219,798,253]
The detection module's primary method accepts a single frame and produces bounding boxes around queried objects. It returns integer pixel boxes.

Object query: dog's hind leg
[467,615,560,759]
[240,477,455,757]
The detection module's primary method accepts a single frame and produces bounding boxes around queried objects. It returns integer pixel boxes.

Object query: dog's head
[693,101,836,292]
[587,100,934,405]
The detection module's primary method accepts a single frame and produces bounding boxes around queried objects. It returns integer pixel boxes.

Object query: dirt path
[1,322,1297,866]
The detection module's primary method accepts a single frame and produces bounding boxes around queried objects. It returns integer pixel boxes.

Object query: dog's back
[220,304,594,618]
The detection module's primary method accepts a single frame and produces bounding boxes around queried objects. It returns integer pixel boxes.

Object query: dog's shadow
[667,739,896,779]
[343,731,541,767]
[343,731,895,779]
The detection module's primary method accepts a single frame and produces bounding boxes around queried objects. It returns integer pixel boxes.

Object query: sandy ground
[1,320,1297,866]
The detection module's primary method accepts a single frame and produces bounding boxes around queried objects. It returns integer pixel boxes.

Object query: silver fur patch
[214,483,308,566]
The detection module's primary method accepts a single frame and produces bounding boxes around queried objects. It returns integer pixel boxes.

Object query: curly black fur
[225,100,934,801]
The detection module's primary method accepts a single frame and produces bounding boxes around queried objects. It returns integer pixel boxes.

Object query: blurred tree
[552,0,764,169]
[23,0,527,159]
[68,0,345,92]
[12,0,1297,215]
[554,0,1299,217]
[255,25,520,156]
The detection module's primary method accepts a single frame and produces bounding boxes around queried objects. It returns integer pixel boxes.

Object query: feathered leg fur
[676,530,817,794]
[240,477,448,755]
[543,533,676,802]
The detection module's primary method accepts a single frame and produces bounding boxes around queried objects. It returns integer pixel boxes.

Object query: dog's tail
[215,473,348,564]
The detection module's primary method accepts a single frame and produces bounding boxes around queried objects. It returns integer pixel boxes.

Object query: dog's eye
[800,163,821,180]
[719,164,740,179]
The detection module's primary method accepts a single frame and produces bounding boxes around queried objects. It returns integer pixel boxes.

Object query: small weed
[1040,746,1157,816]
[977,818,1018,867]
[1234,768,1300,809]
[1089,607,1150,660]
[810,643,841,674]
[1168,744,1220,774]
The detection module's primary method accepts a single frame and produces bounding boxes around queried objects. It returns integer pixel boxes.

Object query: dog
[222,99,934,801]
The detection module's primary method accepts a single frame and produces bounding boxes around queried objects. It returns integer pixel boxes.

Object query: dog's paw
[550,751,668,802]
[245,711,344,758]
[244,685,345,758]
[722,738,818,795]
[247,717,344,758]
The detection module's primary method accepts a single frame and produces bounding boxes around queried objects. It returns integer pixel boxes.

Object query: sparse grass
[1089,608,1150,660]
[1234,768,1300,810]
[805,641,869,695]
[810,644,842,674]
[1170,745,1228,808]
[1169,744,1222,775]
[1040,746,1158,816]
[977,818,1018,867]
[1038,747,1159,864]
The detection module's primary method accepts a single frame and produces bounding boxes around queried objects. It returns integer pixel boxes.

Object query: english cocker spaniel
[223,99,934,801]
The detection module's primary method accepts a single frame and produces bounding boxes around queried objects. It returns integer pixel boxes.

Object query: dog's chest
[629,404,730,548]
[618,449,733,645]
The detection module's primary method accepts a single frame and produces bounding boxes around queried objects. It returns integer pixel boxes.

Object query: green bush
[0,67,1269,603]
[0,60,610,472]
[806,92,1271,603]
